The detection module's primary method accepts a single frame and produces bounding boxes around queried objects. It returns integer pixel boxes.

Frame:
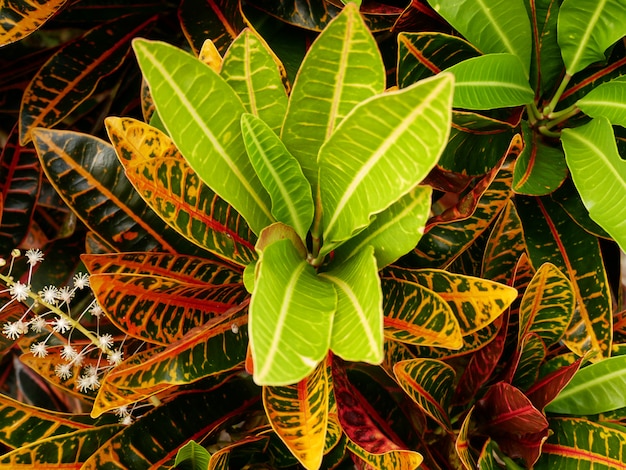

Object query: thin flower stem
[0,272,113,356]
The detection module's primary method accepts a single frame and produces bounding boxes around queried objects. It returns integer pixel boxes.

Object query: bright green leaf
[557,0,626,75]
[332,186,432,268]
[320,247,383,364]
[546,355,626,414]
[240,113,314,242]
[132,38,273,235]
[562,117,626,253]
[576,78,626,126]
[221,29,288,133]
[426,0,532,75]
[319,73,453,255]
[249,238,336,385]
[445,54,534,109]
[175,440,211,470]
[281,2,385,189]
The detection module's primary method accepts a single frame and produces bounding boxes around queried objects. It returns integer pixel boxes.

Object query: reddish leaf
[526,357,584,411]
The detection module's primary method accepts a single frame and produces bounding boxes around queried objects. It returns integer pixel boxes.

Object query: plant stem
[310,185,324,261]
[544,73,572,117]
[538,125,561,138]
[527,102,542,124]
[0,273,113,356]
[545,105,580,130]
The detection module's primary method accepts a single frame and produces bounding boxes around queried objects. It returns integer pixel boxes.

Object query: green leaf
[445,54,535,110]
[546,355,626,414]
[426,0,532,75]
[240,113,314,242]
[132,38,273,235]
[397,32,481,87]
[320,247,383,364]
[281,2,385,189]
[576,77,626,127]
[319,73,453,255]
[175,440,211,470]
[562,117,626,253]
[221,29,288,133]
[249,238,336,385]
[513,121,568,195]
[539,418,626,468]
[557,0,626,75]
[332,186,432,269]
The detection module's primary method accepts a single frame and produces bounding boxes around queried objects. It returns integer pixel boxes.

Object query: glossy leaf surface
[32,129,186,253]
[426,0,532,74]
[240,113,313,241]
[332,186,431,269]
[446,54,534,109]
[105,117,257,265]
[319,73,453,254]
[557,0,626,75]
[179,0,244,55]
[321,247,383,363]
[518,262,575,347]
[263,360,329,470]
[546,355,626,414]
[576,77,626,126]
[250,238,335,385]
[0,0,67,46]
[562,117,626,253]
[393,358,455,431]
[133,38,273,235]
[221,29,288,133]
[281,3,385,188]
[19,14,155,144]
[516,195,612,358]
[539,418,626,468]
[380,277,463,349]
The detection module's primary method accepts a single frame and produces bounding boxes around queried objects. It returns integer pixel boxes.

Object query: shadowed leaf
[0,0,68,46]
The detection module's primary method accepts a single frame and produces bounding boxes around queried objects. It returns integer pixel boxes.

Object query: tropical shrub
[1,0,626,469]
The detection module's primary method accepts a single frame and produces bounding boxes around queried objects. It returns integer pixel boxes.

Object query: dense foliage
[1,0,626,469]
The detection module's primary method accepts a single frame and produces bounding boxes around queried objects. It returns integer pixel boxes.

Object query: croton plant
[1,0,626,469]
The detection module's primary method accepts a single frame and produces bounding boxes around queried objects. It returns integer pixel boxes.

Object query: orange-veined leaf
[91,306,248,417]
[32,129,204,254]
[19,14,156,144]
[263,359,329,470]
[105,117,257,266]
[84,376,261,469]
[384,267,517,335]
[208,435,270,470]
[455,406,476,470]
[518,262,575,347]
[380,277,462,349]
[511,333,547,391]
[393,358,455,431]
[515,195,612,358]
[179,0,245,55]
[346,440,423,470]
[0,425,122,469]
[0,0,68,46]
[414,319,502,360]
[539,418,626,469]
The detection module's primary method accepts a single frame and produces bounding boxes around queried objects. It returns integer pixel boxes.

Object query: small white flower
[73,351,85,366]
[60,344,78,361]
[120,414,133,426]
[114,406,130,417]
[57,286,74,304]
[97,333,114,350]
[0,258,6,267]
[2,320,28,340]
[29,315,48,333]
[86,372,100,391]
[39,286,59,305]
[107,349,124,366]
[30,341,48,358]
[25,249,44,266]
[54,363,72,380]
[73,273,90,290]
[76,374,92,393]
[11,249,20,258]
[9,281,30,302]
[52,316,72,334]
[89,303,103,318]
